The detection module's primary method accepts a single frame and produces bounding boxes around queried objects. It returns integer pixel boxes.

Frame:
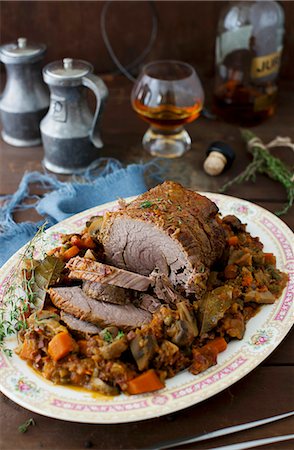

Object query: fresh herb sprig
[220,130,294,216]
[18,418,35,433]
[0,224,47,354]
[140,200,154,209]
[102,329,125,343]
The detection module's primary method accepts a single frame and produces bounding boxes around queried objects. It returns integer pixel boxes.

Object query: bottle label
[216,25,253,64]
[251,50,282,79]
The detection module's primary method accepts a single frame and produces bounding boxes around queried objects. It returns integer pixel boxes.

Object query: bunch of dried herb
[220,129,294,216]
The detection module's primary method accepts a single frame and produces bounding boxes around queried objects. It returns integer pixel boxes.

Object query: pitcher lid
[43,58,93,86]
[0,38,46,63]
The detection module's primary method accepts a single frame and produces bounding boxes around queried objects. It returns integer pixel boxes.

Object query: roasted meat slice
[67,257,151,291]
[82,281,131,305]
[60,311,101,336]
[138,294,161,314]
[49,286,152,330]
[100,181,225,297]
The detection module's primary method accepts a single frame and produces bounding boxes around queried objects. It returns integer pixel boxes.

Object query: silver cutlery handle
[153,411,294,450]
[209,433,294,450]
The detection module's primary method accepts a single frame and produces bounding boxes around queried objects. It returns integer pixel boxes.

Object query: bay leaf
[32,256,65,310]
[199,285,234,335]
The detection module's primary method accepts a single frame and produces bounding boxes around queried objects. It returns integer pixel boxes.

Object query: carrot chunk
[264,253,276,265]
[190,337,227,375]
[48,331,74,361]
[228,236,239,246]
[19,339,38,361]
[127,369,164,395]
[205,337,227,354]
[62,245,80,261]
[71,235,96,249]
[81,235,96,249]
[242,273,253,287]
[47,246,61,256]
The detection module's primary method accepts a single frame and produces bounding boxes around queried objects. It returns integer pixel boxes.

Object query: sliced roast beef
[60,311,101,335]
[138,294,161,313]
[100,181,225,297]
[151,269,187,304]
[82,281,131,305]
[49,286,152,330]
[67,257,151,291]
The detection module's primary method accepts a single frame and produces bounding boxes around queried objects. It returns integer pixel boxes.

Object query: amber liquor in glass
[131,61,204,158]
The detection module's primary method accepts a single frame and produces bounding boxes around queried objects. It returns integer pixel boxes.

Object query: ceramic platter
[0,193,293,423]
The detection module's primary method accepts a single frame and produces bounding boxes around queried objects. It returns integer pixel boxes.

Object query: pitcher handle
[82,73,108,148]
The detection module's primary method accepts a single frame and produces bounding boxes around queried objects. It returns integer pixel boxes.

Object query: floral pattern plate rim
[0,193,293,424]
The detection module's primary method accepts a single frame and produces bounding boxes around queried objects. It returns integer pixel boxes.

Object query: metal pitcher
[40,58,108,174]
[0,37,49,147]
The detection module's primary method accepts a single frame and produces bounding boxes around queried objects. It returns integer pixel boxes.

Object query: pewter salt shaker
[0,38,49,147]
[40,58,108,174]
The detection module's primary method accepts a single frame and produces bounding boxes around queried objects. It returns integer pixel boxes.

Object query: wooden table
[0,77,293,450]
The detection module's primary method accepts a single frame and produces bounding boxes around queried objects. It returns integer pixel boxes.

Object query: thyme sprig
[0,224,47,354]
[18,418,35,433]
[220,130,294,215]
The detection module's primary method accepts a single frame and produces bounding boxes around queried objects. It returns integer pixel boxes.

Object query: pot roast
[100,181,225,297]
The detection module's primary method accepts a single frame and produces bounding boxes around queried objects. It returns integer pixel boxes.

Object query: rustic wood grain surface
[1,1,294,80]
[0,76,293,450]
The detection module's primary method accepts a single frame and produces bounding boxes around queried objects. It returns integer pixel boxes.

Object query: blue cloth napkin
[0,159,159,267]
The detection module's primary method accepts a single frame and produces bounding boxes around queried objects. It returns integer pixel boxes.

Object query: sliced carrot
[47,246,61,256]
[205,337,227,355]
[127,369,164,395]
[70,236,83,247]
[242,273,253,287]
[71,235,95,249]
[19,339,38,361]
[48,331,74,361]
[228,236,239,246]
[62,245,80,261]
[264,253,276,265]
[81,235,96,249]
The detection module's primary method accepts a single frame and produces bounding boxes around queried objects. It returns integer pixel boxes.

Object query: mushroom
[177,301,198,337]
[100,337,128,360]
[90,377,119,395]
[130,334,157,371]
[167,320,194,347]
[86,216,103,240]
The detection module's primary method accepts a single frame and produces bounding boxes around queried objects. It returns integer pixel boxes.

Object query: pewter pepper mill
[40,58,108,174]
[0,38,49,146]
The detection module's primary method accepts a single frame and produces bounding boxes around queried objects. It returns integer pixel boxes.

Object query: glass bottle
[213,0,284,125]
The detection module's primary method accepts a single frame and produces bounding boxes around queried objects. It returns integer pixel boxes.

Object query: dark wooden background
[1,0,294,80]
